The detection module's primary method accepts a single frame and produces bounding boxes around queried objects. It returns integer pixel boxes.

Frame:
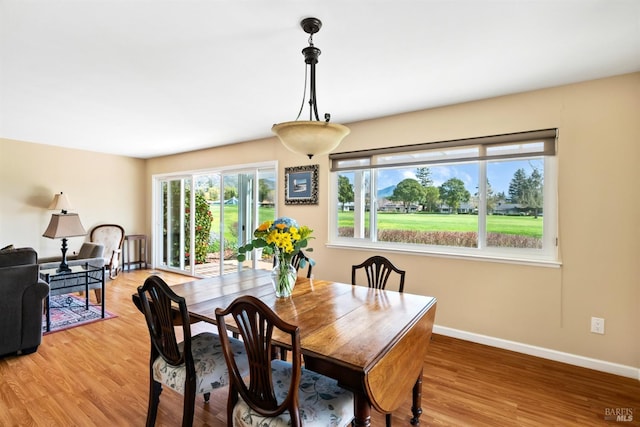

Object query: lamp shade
[48,192,73,212]
[272,121,350,159]
[43,213,87,239]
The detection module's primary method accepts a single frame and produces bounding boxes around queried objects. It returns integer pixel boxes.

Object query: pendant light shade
[272,17,349,159]
[272,121,350,158]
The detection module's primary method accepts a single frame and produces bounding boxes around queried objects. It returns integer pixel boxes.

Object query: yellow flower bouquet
[237,217,314,296]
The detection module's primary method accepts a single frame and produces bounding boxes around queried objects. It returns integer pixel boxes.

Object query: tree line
[338,166,543,216]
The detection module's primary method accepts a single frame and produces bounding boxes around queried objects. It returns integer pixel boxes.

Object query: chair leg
[93,289,103,304]
[279,347,288,361]
[146,379,162,427]
[110,264,121,279]
[182,389,196,427]
[386,413,392,427]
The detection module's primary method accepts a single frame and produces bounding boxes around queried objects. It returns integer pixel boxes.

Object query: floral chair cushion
[152,332,247,395]
[232,359,354,427]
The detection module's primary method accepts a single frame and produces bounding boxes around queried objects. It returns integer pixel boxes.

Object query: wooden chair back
[216,295,303,424]
[351,255,405,293]
[137,275,193,369]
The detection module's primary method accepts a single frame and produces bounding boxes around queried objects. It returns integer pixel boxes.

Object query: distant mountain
[377,185,396,198]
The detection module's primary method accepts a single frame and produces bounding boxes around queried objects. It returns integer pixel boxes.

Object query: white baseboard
[433,325,640,381]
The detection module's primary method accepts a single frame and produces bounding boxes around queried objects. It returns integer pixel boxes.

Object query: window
[329,129,558,264]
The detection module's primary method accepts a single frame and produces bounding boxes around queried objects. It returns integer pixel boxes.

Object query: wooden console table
[123,234,147,271]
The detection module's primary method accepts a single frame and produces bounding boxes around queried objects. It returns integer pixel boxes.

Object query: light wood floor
[1,269,638,426]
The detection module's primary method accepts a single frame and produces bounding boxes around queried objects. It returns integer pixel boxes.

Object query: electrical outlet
[590,317,605,334]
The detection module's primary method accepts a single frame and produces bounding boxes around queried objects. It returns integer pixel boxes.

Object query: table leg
[46,294,51,332]
[101,267,105,318]
[410,369,423,425]
[84,270,89,310]
[353,393,371,427]
[44,273,51,332]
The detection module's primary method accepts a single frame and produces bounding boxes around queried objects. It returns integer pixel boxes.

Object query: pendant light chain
[271,17,350,158]
[295,64,309,122]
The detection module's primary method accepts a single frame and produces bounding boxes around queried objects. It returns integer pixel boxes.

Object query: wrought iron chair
[351,255,405,426]
[215,295,355,427]
[136,275,248,427]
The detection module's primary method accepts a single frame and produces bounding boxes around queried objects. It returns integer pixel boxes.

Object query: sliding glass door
[154,163,276,277]
[160,176,190,272]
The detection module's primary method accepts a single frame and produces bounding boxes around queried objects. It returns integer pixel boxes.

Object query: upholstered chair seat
[152,331,248,396]
[232,359,354,427]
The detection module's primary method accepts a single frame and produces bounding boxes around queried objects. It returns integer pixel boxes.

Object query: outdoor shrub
[338,227,541,249]
[185,191,213,263]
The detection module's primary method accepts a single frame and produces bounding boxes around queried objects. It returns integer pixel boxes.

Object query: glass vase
[271,254,297,298]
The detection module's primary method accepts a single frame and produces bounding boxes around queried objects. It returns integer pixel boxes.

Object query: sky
[376,158,544,196]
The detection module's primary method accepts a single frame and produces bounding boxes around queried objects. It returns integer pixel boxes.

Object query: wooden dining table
[142,269,437,426]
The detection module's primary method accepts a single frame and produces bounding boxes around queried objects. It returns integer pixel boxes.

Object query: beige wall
[0,139,146,258]
[147,73,640,369]
[2,73,638,370]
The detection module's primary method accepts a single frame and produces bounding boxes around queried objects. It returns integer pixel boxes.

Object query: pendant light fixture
[272,17,350,159]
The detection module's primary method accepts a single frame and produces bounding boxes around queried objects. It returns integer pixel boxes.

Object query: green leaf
[253,240,267,248]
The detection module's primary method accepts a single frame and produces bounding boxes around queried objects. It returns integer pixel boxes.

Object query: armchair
[90,224,125,279]
[0,247,49,357]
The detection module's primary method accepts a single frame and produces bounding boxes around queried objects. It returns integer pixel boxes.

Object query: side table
[123,234,148,271]
[40,263,105,332]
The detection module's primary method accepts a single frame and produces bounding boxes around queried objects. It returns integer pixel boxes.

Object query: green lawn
[208,206,276,246]
[212,208,543,245]
[338,211,542,238]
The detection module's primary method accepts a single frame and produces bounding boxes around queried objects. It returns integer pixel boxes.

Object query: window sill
[326,241,562,268]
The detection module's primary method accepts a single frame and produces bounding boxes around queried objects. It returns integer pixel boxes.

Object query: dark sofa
[0,247,49,357]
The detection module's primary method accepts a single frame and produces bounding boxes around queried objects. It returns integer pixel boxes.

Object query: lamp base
[57,238,71,273]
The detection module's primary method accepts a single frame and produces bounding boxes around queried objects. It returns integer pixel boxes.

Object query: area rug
[43,293,116,334]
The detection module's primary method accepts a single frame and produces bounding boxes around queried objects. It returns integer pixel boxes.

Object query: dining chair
[136,275,248,427]
[272,250,313,278]
[215,295,355,427]
[351,255,405,293]
[351,255,405,427]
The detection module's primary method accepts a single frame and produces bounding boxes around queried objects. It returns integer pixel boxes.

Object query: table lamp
[43,192,87,272]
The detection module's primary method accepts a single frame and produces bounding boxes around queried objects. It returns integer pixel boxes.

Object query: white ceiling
[1,1,639,159]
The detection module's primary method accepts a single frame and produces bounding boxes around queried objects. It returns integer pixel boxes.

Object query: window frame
[328,129,559,267]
